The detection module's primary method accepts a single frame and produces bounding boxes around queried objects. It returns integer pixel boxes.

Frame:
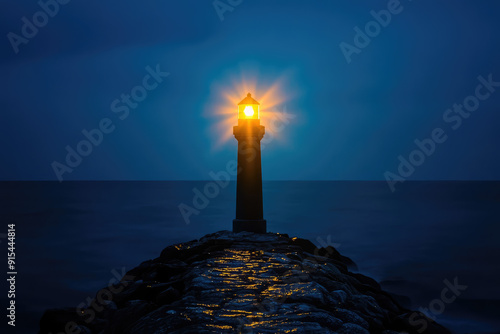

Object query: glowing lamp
[233,93,266,233]
[243,106,255,117]
[238,93,260,119]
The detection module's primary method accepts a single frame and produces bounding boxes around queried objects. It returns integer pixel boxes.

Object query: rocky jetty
[40,231,450,334]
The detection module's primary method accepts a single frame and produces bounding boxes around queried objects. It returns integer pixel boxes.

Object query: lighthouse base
[233,219,267,234]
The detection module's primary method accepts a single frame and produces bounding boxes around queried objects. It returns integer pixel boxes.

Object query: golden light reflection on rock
[47,231,450,334]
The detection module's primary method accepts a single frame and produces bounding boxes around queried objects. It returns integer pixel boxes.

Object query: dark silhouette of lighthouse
[233,93,266,233]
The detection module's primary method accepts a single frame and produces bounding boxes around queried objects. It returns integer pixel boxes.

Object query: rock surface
[40,231,450,334]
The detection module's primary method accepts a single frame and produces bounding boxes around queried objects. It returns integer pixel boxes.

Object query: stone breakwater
[39,231,450,334]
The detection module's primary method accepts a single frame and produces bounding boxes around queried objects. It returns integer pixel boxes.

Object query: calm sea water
[1,181,499,334]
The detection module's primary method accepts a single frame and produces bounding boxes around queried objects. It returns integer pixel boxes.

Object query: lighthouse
[233,93,267,233]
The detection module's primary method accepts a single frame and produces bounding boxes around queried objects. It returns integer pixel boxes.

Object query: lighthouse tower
[233,93,266,233]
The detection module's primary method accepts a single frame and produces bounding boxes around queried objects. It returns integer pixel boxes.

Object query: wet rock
[330,289,348,304]
[40,231,450,334]
[156,287,181,305]
[105,300,155,334]
[338,323,371,334]
[39,307,105,334]
[289,236,318,253]
[333,308,370,329]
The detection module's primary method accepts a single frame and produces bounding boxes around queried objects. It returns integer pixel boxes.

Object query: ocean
[1,181,499,334]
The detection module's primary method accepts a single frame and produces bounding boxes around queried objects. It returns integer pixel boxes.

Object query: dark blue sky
[1,0,500,180]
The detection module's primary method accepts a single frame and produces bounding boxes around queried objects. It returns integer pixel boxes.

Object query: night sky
[1,0,500,181]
